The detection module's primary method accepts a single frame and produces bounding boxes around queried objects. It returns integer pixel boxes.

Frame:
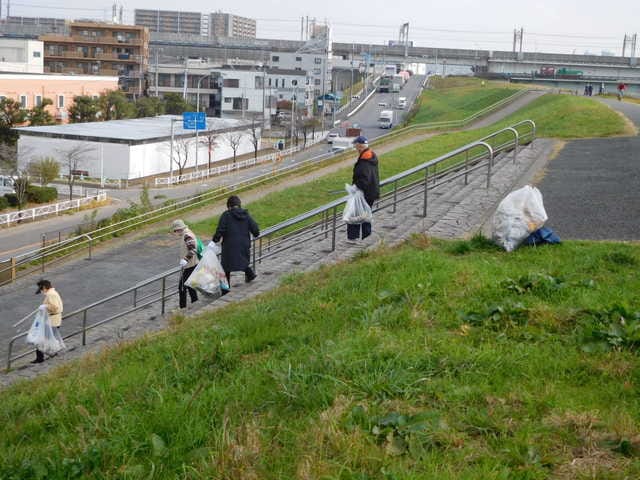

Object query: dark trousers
[347,222,372,240]
[179,266,198,308]
[35,326,60,362]
[225,266,256,286]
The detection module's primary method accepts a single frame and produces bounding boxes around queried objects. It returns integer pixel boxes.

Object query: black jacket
[212,207,260,272]
[352,148,380,206]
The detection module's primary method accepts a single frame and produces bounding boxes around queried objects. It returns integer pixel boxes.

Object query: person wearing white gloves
[33,279,63,363]
[171,219,199,309]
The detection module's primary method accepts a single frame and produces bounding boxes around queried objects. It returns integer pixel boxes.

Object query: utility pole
[154,49,159,97]
[182,57,188,100]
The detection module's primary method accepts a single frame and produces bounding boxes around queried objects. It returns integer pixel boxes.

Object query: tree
[136,96,165,118]
[28,98,55,126]
[68,95,100,123]
[300,117,321,149]
[0,144,34,208]
[225,131,244,164]
[58,144,94,200]
[172,137,192,177]
[248,116,261,160]
[99,90,136,120]
[0,98,28,145]
[198,125,218,173]
[28,156,60,185]
[164,93,196,115]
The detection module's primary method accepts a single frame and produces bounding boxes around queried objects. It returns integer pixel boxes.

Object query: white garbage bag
[26,308,65,356]
[492,185,548,252]
[185,243,229,295]
[342,184,373,224]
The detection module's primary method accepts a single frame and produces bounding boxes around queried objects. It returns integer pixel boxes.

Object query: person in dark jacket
[212,195,260,286]
[348,135,380,241]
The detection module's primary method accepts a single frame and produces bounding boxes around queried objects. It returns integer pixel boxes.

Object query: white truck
[397,97,407,109]
[392,74,403,93]
[378,110,393,129]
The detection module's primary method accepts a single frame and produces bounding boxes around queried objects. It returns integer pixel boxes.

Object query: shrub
[4,193,19,207]
[26,185,58,204]
[0,195,8,210]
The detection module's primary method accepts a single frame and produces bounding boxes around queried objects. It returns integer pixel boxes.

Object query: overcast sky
[7,0,640,55]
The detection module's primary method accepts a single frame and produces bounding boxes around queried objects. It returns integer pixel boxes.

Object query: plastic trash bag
[342,184,373,224]
[26,308,65,356]
[492,185,548,252]
[185,243,229,295]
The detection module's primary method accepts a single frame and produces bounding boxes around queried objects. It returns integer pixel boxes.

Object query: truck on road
[378,110,393,129]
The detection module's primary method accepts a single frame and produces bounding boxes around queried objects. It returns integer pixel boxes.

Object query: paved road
[0,75,426,259]
[537,98,640,241]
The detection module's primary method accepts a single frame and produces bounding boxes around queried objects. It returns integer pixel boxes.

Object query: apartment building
[134,9,202,35]
[39,21,149,96]
[268,52,331,100]
[209,13,256,40]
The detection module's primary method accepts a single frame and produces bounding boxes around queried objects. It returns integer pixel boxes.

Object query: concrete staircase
[2,138,556,386]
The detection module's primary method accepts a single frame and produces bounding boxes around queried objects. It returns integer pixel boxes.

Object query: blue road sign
[183,112,206,130]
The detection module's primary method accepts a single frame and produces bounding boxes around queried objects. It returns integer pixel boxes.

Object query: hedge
[26,185,58,204]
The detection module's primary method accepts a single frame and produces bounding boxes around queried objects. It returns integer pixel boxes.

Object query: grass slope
[2,237,639,479]
[409,77,521,125]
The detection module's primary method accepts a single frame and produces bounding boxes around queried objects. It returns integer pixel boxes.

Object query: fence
[0,191,108,227]
[5,120,536,370]
[154,131,328,186]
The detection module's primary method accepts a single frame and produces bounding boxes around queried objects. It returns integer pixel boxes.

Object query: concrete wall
[18,127,258,180]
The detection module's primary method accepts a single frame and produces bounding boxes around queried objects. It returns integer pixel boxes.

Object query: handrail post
[477,141,494,188]
[464,150,469,185]
[258,237,263,265]
[41,234,46,272]
[7,338,14,370]
[161,276,166,315]
[392,180,398,213]
[505,127,519,164]
[422,169,429,217]
[331,205,337,251]
[252,238,256,271]
[88,235,92,260]
[133,288,137,308]
[82,310,87,345]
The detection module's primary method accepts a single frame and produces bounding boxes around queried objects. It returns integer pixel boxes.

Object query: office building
[0,39,44,74]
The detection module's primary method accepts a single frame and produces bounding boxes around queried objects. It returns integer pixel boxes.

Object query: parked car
[327,132,340,144]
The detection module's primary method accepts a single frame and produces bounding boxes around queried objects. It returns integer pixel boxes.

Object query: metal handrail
[0,91,534,285]
[5,121,535,370]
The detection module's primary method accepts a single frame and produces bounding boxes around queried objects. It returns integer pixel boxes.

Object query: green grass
[2,238,640,479]
[410,77,521,124]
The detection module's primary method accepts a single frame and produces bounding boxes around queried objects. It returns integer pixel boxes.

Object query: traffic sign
[183,112,206,130]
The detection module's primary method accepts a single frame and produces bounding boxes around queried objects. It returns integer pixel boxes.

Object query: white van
[0,175,15,195]
[378,110,393,129]
[398,97,407,109]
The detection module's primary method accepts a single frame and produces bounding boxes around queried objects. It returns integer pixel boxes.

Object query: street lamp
[195,73,213,174]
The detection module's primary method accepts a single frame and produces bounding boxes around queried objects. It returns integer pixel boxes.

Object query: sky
[5,0,640,56]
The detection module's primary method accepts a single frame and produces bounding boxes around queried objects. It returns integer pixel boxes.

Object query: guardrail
[0,191,107,227]
[154,132,328,186]
[0,91,534,286]
[5,120,535,370]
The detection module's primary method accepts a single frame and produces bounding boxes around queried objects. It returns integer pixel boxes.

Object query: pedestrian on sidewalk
[347,135,379,241]
[211,195,259,288]
[33,279,63,363]
[171,219,199,309]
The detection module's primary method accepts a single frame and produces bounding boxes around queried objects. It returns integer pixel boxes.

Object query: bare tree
[1,144,35,208]
[225,131,244,164]
[248,116,261,160]
[57,144,93,200]
[198,127,218,173]
[172,137,192,177]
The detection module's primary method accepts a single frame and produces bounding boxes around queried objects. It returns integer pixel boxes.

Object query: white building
[0,38,44,74]
[267,52,331,102]
[212,65,312,118]
[14,115,257,181]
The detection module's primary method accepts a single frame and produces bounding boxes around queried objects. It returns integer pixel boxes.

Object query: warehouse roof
[14,115,253,145]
